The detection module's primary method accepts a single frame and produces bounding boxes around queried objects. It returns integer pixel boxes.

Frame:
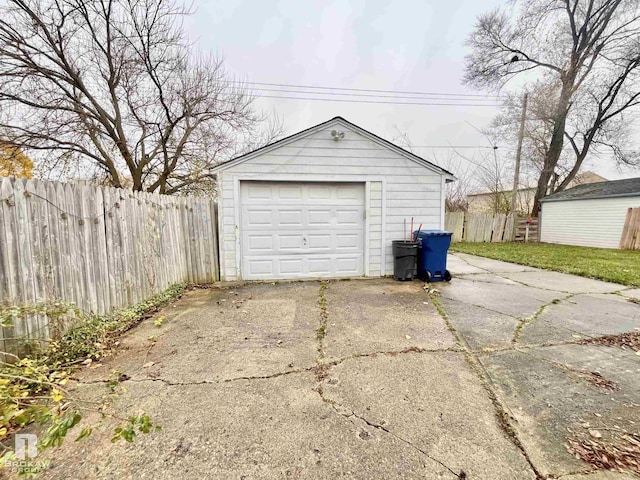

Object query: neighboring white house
[466,171,607,215]
[540,177,640,249]
[211,116,456,281]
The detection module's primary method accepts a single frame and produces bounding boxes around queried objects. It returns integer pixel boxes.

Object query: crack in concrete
[78,367,315,387]
[326,346,462,368]
[456,270,534,276]
[438,294,522,319]
[430,292,545,480]
[512,294,576,345]
[77,347,459,388]
[453,254,554,292]
[327,400,466,479]
[453,254,625,296]
[472,336,596,356]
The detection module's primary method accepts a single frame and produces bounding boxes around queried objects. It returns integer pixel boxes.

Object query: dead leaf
[590,430,603,439]
[143,361,155,368]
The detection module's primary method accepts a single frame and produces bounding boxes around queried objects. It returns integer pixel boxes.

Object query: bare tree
[428,152,472,212]
[491,80,639,193]
[0,0,281,194]
[465,0,640,214]
[453,146,514,214]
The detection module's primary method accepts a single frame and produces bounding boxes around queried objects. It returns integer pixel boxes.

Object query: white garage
[540,177,640,249]
[212,116,455,281]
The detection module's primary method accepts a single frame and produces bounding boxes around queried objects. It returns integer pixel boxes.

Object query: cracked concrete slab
[28,277,536,480]
[322,352,535,480]
[322,279,456,360]
[443,253,640,479]
[499,271,624,294]
[481,345,640,478]
[82,283,320,384]
[516,318,587,346]
[42,374,458,480]
[446,254,487,275]
[20,253,640,480]
[453,252,541,273]
[439,275,561,319]
[454,273,521,286]
[525,293,640,343]
[438,296,520,351]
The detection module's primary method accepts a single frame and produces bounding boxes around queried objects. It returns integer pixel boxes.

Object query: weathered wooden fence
[445,212,515,243]
[0,177,218,354]
[620,207,640,250]
[515,216,540,243]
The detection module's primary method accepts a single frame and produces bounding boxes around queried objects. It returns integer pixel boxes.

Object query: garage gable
[212,116,455,180]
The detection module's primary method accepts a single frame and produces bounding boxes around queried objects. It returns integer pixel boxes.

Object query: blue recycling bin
[414,230,453,282]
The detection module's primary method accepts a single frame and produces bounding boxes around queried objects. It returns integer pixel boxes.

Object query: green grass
[451,242,640,287]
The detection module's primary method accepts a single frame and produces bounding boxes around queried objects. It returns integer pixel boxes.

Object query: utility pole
[510,92,528,216]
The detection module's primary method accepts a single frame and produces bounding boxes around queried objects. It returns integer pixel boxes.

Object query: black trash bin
[392,240,418,281]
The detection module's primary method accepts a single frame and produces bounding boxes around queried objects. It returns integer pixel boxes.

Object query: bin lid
[414,229,452,237]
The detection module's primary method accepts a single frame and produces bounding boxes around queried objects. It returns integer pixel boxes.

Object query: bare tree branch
[0,0,282,193]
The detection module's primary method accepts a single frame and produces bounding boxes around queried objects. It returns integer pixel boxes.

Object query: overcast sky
[183,0,640,183]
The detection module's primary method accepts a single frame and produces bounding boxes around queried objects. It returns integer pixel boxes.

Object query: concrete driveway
[38,254,640,480]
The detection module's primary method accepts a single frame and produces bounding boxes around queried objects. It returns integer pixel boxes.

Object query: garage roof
[211,116,456,180]
[542,177,640,202]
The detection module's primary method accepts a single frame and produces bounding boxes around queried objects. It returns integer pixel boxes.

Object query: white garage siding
[541,196,640,249]
[214,118,451,281]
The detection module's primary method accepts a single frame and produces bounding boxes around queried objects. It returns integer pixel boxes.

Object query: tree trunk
[532,80,573,215]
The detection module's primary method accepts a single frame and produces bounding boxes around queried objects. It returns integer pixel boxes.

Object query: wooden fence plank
[620,207,640,250]
[12,179,35,353]
[29,180,50,341]
[0,177,17,355]
[491,214,506,242]
[481,214,493,242]
[444,211,464,242]
[445,212,517,244]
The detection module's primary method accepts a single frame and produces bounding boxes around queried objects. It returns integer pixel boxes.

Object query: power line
[248,86,501,102]
[257,94,502,107]
[222,79,506,99]
[409,145,498,149]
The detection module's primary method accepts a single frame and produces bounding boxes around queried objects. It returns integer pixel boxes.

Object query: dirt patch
[578,331,640,351]
[566,431,640,476]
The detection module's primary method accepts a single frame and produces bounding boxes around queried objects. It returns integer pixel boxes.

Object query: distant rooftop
[541,177,640,202]
[467,171,607,197]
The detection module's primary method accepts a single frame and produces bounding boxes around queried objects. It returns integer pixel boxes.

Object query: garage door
[240,181,365,280]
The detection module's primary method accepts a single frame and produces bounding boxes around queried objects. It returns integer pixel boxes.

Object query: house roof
[211,116,456,180]
[541,177,640,202]
[467,171,607,198]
